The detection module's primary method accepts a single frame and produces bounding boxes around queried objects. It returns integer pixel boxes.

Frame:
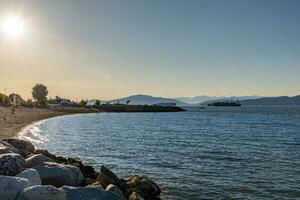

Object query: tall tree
[32,83,48,105]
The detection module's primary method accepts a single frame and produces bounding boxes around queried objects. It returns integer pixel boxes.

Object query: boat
[207,101,241,107]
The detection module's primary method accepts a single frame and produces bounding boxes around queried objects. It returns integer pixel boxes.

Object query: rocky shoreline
[0,138,162,200]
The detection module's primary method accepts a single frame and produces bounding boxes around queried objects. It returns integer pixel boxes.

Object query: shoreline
[0,106,102,139]
[0,106,163,199]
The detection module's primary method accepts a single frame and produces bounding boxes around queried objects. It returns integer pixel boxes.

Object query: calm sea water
[20,106,300,199]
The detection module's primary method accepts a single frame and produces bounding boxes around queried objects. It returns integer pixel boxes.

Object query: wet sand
[0,106,99,139]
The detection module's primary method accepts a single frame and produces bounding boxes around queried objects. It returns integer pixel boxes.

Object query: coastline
[0,106,101,139]
[0,106,163,199]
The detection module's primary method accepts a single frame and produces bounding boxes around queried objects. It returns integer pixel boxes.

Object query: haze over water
[20,106,300,199]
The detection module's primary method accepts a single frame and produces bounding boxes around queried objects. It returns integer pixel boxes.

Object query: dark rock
[97,166,125,190]
[0,140,18,154]
[0,153,25,175]
[17,149,32,158]
[127,176,161,199]
[4,139,35,153]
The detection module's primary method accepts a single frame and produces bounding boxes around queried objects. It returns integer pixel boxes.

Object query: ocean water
[20,106,300,199]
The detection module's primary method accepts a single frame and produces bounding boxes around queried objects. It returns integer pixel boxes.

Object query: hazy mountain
[176,95,261,104]
[110,94,188,106]
[241,95,300,105]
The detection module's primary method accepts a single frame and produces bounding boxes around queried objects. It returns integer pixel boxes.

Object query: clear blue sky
[0,0,299,99]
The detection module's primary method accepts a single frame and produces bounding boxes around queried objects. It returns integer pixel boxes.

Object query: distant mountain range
[110,94,300,106]
[240,95,300,105]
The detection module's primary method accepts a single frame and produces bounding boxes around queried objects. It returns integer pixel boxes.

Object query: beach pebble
[0,153,25,175]
[33,162,83,187]
[25,153,45,168]
[62,186,123,200]
[0,140,18,154]
[106,184,126,200]
[97,165,124,188]
[16,185,67,200]
[3,138,35,153]
[16,168,41,186]
[127,175,161,198]
[129,192,145,200]
[0,175,31,200]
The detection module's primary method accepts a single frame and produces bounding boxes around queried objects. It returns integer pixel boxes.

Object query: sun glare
[2,16,25,40]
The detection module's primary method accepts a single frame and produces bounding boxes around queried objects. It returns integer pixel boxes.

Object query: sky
[0,0,299,100]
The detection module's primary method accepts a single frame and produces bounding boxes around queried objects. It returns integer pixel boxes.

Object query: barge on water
[208,101,241,107]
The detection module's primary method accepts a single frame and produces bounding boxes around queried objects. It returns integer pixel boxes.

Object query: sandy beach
[0,106,101,139]
[0,106,65,139]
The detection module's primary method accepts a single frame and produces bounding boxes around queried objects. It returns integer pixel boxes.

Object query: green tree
[8,93,25,105]
[0,93,10,105]
[126,100,131,105]
[32,83,48,105]
[95,100,100,106]
[79,99,87,106]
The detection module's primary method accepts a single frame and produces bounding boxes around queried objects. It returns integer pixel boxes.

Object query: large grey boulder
[106,184,126,200]
[33,162,83,187]
[0,140,18,154]
[3,138,35,153]
[25,154,45,168]
[0,175,31,200]
[62,186,123,200]
[0,153,25,175]
[16,168,41,186]
[16,185,67,200]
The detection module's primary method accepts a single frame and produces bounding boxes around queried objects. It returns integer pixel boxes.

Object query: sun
[2,16,26,40]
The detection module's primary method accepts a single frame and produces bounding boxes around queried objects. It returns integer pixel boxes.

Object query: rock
[4,139,35,153]
[16,185,67,200]
[67,157,97,179]
[129,192,144,200]
[84,177,96,185]
[97,166,124,189]
[127,176,161,198]
[0,140,18,154]
[25,154,45,168]
[0,153,25,175]
[16,168,41,186]
[34,150,97,178]
[106,184,126,200]
[17,149,32,158]
[33,162,83,187]
[87,181,104,190]
[45,156,55,162]
[0,175,31,200]
[62,186,123,200]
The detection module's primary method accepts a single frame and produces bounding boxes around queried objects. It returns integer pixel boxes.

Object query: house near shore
[60,99,73,106]
[86,99,110,106]
[86,99,98,106]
